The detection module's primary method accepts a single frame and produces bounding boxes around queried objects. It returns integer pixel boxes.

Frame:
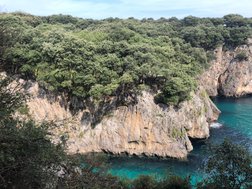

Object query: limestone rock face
[218,47,252,97]
[23,81,219,159]
[200,46,231,96]
[201,39,252,97]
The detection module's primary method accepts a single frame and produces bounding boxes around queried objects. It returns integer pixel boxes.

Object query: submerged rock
[23,81,220,159]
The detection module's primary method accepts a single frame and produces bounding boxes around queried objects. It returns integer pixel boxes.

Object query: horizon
[0,0,252,19]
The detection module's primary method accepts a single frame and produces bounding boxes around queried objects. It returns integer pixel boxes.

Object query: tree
[0,14,26,71]
[1,12,251,113]
[181,26,224,50]
[0,76,125,189]
[182,16,201,26]
[160,175,192,189]
[155,75,195,105]
[56,154,129,189]
[225,26,250,48]
[130,175,192,189]
[198,140,252,189]
[45,14,79,25]
[132,175,158,189]
[224,14,248,27]
[0,121,66,188]
[0,77,24,122]
[0,76,66,188]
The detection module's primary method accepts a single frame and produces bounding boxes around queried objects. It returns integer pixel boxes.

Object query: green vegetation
[0,75,190,189]
[0,75,123,188]
[1,13,251,109]
[0,74,192,189]
[129,145,252,189]
[198,139,252,189]
[60,139,252,189]
[0,76,64,188]
[235,51,248,61]
[171,127,185,139]
[1,13,252,188]
[130,175,191,189]
[0,75,251,189]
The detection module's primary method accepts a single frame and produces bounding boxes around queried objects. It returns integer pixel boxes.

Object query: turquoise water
[107,97,252,184]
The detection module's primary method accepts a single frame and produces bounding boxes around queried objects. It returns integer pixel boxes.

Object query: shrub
[197,140,252,189]
[235,51,248,61]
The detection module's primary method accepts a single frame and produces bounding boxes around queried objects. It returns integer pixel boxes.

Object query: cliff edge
[201,39,252,97]
[22,81,219,158]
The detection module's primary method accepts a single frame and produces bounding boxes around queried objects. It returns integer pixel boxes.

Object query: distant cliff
[19,81,219,159]
[201,39,252,97]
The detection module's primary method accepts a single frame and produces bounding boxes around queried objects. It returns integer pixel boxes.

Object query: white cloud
[0,0,251,18]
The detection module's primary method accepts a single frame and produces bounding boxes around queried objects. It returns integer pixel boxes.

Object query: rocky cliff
[20,81,219,159]
[201,39,252,97]
[5,39,252,159]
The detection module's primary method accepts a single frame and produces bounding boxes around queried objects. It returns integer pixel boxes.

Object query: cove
[107,96,252,184]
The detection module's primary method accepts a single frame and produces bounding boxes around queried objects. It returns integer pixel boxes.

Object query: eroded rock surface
[22,81,219,158]
[201,39,252,97]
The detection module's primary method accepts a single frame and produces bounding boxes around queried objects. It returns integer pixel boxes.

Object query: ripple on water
[210,122,223,128]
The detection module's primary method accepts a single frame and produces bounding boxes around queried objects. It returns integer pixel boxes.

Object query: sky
[0,0,251,19]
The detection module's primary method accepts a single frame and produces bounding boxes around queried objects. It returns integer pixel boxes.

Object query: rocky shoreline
[201,39,252,97]
[20,81,219,158]
[6,40,252,159]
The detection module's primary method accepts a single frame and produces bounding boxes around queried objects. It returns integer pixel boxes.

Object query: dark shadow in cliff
[211,93,252,101]
[22,79,141,128]
[80,87,140,128]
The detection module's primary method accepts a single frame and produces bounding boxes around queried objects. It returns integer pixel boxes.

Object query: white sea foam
[210,122,223,128]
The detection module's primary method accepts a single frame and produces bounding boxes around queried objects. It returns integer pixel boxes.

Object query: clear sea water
[107,96,252,185]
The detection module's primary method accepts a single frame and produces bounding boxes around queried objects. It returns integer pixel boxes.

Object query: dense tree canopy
[1,13,252,188]
[1,13,251,107]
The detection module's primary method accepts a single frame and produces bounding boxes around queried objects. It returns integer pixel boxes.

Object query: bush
[197,140,252,189]
[235,51,248,61]
[160,175,192,189]
[131,175,192,189]
[132,175,158,189]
